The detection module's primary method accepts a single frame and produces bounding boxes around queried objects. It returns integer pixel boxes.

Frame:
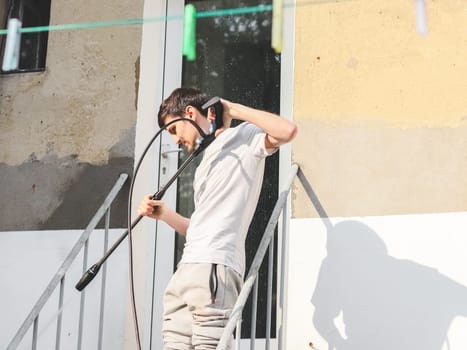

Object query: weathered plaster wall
[0,1,143,229]
[292,0,467,217]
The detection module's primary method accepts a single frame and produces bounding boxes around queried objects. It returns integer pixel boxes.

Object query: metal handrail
[217,164,299,350]
[7,173,129,350]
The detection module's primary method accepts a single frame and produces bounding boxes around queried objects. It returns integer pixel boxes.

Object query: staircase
[7,173,129,350]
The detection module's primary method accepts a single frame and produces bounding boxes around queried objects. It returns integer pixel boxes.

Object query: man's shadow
[297,170,467,350]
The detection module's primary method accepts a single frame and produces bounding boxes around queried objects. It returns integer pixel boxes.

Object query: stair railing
[7,173,129,350]
[217,164,299,350]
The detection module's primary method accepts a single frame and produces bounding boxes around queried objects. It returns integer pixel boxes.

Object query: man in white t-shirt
[138,87,297,349]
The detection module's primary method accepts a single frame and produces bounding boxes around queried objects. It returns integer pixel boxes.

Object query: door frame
[133,1,184,349]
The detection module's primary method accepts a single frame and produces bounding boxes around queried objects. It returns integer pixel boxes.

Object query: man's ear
[186,105,206,123]
[184,105,196,120]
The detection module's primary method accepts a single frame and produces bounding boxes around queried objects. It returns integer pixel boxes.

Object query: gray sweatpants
[162,263,242,350]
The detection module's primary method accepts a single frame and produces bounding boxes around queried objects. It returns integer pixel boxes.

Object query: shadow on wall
[296,169,467,350]
[39,156,132,229]
[0,155,132,230]
[310,220,467,350]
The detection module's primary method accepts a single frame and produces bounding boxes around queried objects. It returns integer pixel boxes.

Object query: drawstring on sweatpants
[209,263,218,304]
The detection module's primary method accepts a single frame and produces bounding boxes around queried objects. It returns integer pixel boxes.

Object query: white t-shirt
[180,122,277,276]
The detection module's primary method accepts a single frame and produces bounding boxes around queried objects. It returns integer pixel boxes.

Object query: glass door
[175,0,281,346]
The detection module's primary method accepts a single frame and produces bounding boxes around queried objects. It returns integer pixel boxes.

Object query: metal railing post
[97,208,111,350]
[77,240,88,350]
[265,240,274,350]
[235,319,242,350]
[250,278,259,350]
[55,276,65,350]
[32,316,39,350]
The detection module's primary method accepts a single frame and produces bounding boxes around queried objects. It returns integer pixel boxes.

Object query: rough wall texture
[292,0,467,218]
[0,1,143,229]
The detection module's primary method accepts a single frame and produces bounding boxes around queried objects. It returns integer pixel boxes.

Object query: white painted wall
[0,229,128,350]
[286,214,467,350]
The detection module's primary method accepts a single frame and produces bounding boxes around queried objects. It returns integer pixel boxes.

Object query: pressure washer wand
[75,134,216,291]
[76,96,223,291]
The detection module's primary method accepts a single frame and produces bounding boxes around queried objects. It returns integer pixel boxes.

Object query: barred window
[1,0,51,73]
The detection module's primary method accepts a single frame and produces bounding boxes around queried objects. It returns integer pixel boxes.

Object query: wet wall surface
[0,155,132,230]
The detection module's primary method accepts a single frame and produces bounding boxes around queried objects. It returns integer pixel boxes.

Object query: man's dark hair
[158,87,209,128]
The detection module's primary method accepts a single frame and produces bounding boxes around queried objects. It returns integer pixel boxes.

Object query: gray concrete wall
[0,0,143,229]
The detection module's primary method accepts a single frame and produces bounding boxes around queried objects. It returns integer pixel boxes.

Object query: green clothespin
[182,4,196,61]
[2,18,22,71]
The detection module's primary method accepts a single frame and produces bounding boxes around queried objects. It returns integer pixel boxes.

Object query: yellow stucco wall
[292,0,467,217]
